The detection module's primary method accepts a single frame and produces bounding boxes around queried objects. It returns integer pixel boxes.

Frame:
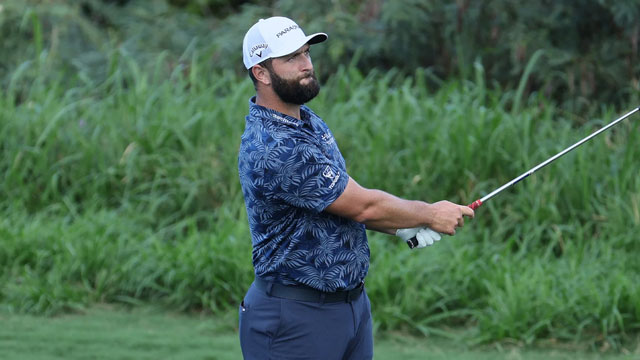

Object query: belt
[254,277,364,303]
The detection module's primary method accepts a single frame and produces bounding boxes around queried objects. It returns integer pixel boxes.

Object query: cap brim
[268,32,328,60]
[307,32,328,45]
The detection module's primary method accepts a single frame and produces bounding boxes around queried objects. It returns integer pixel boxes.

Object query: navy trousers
[239,282,373,360]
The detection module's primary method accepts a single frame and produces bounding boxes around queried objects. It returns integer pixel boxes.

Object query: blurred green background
[1,0,640,356]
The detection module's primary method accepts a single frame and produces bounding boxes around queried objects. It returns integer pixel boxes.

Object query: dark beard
[269,69,320,105]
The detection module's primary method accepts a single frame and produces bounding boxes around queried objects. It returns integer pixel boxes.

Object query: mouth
[299,74,316,83]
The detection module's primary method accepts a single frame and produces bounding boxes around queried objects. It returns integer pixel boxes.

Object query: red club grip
[469,199,483,210]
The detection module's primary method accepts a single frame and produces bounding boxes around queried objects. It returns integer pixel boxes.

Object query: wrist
[421,201,435,228]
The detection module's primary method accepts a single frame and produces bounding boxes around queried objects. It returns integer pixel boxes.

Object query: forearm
[354,189,433,231]
[325,178,471,236]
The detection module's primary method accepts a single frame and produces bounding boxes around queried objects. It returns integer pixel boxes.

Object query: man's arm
[325,178,474,235]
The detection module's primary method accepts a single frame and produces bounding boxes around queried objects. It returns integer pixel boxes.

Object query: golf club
[407,106,640,249]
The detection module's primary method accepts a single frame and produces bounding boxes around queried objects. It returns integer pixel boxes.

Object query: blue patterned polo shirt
[238,97,369,292]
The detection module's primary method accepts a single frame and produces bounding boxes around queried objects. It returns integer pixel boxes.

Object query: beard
[269,69,320,105]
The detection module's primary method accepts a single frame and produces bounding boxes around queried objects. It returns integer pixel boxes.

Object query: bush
[2,0,638,111]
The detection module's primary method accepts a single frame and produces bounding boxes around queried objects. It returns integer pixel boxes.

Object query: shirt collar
[249,96,315,127]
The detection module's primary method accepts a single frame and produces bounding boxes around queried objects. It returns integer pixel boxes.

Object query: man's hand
[426,201,474,235]
[396,227,442,249]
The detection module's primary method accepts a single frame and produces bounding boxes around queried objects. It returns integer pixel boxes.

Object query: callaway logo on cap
[242,16,328,69]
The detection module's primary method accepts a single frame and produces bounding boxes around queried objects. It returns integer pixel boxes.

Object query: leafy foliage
[1,0,638,111]
[2,52,640,347]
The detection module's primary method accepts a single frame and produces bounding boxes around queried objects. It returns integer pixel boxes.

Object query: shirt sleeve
[264,137,348,213]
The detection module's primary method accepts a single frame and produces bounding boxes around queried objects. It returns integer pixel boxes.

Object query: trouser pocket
[239,284,282,360]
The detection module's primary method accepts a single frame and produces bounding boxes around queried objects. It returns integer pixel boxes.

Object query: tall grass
[1,51,639,348]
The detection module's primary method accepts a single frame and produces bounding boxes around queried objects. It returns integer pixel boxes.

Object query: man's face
[265,45,320,105]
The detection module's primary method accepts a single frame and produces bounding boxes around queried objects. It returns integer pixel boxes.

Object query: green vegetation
[1,0,640,355]
[2,54,640,350]
[0,306,240,360]
[2,0,639,112]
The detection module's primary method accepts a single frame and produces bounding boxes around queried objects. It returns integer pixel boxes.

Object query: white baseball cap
[242,16,327,69]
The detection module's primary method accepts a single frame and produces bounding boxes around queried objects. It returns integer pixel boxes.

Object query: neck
[255,90,301,119]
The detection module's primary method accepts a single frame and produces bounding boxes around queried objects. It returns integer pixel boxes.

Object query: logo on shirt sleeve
[322,166,341,189]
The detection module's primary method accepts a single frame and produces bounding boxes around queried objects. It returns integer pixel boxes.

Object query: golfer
[238,16,474,360]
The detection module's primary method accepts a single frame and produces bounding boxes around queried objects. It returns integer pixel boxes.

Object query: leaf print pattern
[238,97,369,292]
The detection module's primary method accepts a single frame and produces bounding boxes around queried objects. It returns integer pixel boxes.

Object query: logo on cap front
[276,25,299,38]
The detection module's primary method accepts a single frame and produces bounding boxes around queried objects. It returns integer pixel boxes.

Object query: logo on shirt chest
[321,132,335,146]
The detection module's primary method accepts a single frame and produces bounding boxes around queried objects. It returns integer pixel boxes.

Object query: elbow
[353,212,368,225]
[352,204,380,225]
[350,189,385,225]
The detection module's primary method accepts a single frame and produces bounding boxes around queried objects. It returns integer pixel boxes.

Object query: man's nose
[300,55,313,72]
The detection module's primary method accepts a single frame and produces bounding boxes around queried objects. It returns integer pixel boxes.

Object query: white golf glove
[396,227,442,249]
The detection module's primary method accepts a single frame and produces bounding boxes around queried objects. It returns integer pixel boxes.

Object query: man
[238,16,474,360]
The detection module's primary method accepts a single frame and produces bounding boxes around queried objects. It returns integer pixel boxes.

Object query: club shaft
[406,106,640,249]
[479,107,640,203]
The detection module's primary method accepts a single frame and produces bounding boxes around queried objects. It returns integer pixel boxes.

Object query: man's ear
[252,65,271,86]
